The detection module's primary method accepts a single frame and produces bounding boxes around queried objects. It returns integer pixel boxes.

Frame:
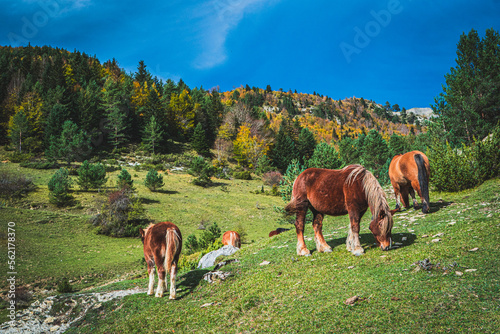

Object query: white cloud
[191,0,279,69]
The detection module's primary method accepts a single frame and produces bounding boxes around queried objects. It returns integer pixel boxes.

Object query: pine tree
[307,141,342,170]
[48,168,73,206]
[191,123,210,157]
[77,160,107,191]
[296,127,317,163]
[46,120,91,164]
[117,169,133,189]
[144,169,165,191]
[270,122,299,172]
[102,77,128,149]
[142,115,164,154]
[361,130,390,172]
[434,28,500,144]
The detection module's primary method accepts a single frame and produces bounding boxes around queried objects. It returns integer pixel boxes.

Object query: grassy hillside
[2,160,498,332]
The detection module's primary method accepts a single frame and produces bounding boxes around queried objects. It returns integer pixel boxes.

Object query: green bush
[184,222,221,255]
[48,168,73,206]
[188,156,214,187]
[91,187,148,237]
[77,160,108,191]
[117,169,133,189]
[8,151,33,163]
[428,142,479,192]
[280,159,306,202]
[144,169,165,191]
[20,161,59,169]
[429,126,500,192]
[233,170,252,180]
[0,172,36,199]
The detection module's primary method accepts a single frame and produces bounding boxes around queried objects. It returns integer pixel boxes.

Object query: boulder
[197,245,239,269]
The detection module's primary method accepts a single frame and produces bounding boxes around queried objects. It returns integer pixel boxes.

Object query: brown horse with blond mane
[139,222,182,299]
[222,230,241,248]
[389,151,430,213]
[285,165,396,256]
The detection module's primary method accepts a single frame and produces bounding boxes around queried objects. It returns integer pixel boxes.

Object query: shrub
[117,169,133,189]
[57,279,73,293]
[280,159,306,202]
[233,171,252,180]
[91,187,148,237]
[0,172,36,199]
[184,222,221,255]
[8,151,33,163]
[48,168,73,206]
[262,171,283,186]
[144,169,165,191]
[428,126,500,192]
[307,141,342,170]
[188,156,214,187]
[77,160,108,191]
[20,161,59,169]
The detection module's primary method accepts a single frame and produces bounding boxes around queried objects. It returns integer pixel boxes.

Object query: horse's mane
[346,165,393,236]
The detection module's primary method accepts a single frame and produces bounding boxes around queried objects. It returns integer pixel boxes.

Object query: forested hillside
[0,45,427,176]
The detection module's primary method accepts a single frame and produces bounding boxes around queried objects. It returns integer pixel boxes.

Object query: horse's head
[369,209,397,251]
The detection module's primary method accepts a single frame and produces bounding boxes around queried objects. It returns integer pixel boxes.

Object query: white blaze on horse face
[148,270,155,295]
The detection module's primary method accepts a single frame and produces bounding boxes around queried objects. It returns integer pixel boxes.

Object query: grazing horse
[285,165,396,256]
[389,151,430,214]
[269,228,291,237]
[139,222,182,299]
[222,230,241,248]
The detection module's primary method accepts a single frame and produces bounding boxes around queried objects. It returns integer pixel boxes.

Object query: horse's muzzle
[380,238,392,251]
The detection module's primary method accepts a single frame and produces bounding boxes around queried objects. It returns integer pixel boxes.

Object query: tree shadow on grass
[139,197,161,205]
[175,269,211,300]
[152,189,179,195]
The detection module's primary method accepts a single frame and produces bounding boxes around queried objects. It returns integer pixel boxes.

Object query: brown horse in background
[222,230,241,248]
[139,222,182,299]
[389,151,430,214]
[285,165,396,256]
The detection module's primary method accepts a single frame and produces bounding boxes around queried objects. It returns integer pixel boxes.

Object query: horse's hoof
[297,248,311,256]
[323,248,333,253]
[169,296,176,300]
[352,249,364,256]
[155,293,163,298]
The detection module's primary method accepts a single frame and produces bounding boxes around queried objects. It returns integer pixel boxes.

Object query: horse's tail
[164,227,182,273]
[414,153,430,213]
[284,197,297,215]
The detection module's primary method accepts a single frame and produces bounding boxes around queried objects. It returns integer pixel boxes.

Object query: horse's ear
[139,228,145,238]
[378,210,386,219]
[390,208,400,216]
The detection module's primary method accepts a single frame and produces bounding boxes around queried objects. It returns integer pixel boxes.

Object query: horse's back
[293,166,361,215]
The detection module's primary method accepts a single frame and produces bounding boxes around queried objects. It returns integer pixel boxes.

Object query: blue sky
[1,0,500,109]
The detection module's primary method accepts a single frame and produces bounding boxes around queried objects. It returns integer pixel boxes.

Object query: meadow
[1,162,499,333]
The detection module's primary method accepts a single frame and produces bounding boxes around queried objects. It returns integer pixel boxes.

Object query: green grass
[1,161,499,332]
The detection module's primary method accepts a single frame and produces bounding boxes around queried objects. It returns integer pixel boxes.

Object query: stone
[345,296,359,305]
[197,245,239,269]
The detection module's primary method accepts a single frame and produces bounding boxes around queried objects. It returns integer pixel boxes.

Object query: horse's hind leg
[146,258,155,295]
[295,209,311,256]
[312,211,332,253]
[400,187,410,209]
[346,212,364,256]
[154,257,167,297]
[169,262,178,300]
[408,186,418,210]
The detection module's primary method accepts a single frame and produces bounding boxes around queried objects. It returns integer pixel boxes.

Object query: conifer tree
[102,77,128,149]
[142,115,164,154]
[297,127,317,163]
[307,141,342,170]
[191,123,210,157]
[144,169,165,191]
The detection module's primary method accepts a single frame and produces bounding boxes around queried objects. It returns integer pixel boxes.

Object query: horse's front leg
[346,213,364,256]
[295,210,311,256]
[312,211,332,253]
